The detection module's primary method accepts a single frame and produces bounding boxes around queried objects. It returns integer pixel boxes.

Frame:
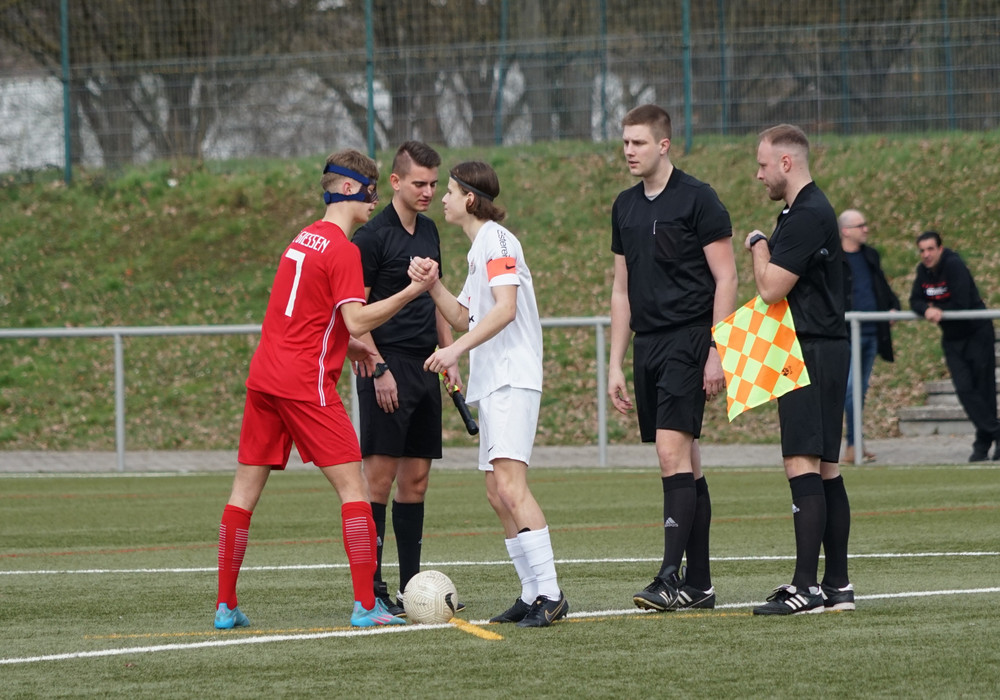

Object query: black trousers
[942,323,1000,450]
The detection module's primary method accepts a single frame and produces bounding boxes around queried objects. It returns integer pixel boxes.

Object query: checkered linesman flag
[711,296,810,421]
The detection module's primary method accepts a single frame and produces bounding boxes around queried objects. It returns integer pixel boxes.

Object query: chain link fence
[1,1,998,171]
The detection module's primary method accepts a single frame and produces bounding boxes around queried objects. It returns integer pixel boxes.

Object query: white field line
[1,551,997,577]
[3,585,999,666]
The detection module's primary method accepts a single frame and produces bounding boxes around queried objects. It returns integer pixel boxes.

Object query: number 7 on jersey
[283,248,306,317]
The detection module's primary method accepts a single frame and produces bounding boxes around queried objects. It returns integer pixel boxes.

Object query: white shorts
[473,386,540,471]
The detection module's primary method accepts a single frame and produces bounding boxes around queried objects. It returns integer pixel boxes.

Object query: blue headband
[322,163,377,204]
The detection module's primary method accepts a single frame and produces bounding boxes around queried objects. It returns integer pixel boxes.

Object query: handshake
[407,256,438,289]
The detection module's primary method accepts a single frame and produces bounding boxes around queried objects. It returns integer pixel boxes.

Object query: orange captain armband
[486,256,517,280]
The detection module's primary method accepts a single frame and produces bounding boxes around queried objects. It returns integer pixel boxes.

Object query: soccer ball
[402,570,458,624]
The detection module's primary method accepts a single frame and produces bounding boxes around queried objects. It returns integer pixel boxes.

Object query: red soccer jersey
[246,220,366,405]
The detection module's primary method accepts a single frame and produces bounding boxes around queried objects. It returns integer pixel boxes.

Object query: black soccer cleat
[374,581,406,618]
[516,591,569,628]
[665,566,715,610]
[752,584,824,615]
[633,573,680,612]
[820,582,856,612]
[489,597,532,624]
[668,584,716,610]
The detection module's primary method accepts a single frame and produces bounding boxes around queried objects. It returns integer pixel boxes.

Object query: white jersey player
[408,160,568,628]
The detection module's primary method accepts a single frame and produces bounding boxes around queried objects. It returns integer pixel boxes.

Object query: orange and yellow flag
[712,296,810,421]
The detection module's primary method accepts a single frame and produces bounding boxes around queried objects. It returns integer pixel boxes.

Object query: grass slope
[2,133,999,449]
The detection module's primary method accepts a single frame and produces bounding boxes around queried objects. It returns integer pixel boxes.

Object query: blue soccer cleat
[214,602,251,629]
[351,598,407,628]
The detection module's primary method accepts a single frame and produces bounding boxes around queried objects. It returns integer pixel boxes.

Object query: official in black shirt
[351,141,461,616]
[609,104,738,613]
[745,124,854,616]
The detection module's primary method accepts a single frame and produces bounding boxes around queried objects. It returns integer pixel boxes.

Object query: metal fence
[0,317,610,471]
[4,309,999,471]
[1,1,998,174]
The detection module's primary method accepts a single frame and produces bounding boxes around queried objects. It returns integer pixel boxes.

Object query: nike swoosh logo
[544,599,566,622]
[505,264,515,270]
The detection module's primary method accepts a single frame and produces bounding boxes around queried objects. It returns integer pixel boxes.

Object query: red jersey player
[214,149,439,629]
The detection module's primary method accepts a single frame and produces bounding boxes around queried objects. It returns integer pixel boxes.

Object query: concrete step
[897,406,976,436]
[895,342,1000,436]
[925,389,1000,405]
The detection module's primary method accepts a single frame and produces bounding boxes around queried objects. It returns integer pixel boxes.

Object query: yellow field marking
[449,617,504,640]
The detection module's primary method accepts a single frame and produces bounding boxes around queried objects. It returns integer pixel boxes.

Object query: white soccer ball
[402,570,459,624]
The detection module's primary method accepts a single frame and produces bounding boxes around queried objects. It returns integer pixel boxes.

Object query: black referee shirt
[767,181,847,339]
[611,168,732,333]
[353,202,443,356]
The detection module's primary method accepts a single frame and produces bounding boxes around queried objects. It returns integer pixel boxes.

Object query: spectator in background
[839,209,900,464]
[909,231,1000,462]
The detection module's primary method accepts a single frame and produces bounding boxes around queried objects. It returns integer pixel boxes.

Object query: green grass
[2,463,999,697]
[3,133,1000,450]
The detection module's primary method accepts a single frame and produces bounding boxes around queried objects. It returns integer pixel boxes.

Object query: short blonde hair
[758,124,810,155]
[622,104,672,142]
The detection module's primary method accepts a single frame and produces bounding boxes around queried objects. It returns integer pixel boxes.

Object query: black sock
[370,501,387,584]
[821,475,851,588]
[789,473,826,591]
[658,473,696,580]
[392,500,424,592]
[683,476,712,590]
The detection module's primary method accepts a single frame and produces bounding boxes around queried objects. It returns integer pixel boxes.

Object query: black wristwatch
[372,362,389,378]
[749,233,768,248]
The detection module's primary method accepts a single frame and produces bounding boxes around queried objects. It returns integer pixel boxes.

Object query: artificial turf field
[2,463,998,698]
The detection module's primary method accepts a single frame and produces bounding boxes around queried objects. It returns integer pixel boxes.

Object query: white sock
[518,526,560,600]
[505,536,537,604]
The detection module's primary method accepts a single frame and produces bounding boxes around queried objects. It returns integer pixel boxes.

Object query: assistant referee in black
[745,124,854,616]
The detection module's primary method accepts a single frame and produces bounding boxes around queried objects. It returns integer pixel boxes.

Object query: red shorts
[238,388,361,469]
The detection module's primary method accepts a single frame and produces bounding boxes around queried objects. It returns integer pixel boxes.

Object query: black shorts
[777,337,849,462]
[358,352,443,459]
[632,326,711,442]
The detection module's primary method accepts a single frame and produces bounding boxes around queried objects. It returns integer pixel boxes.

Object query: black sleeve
[870,250,900,310]
[909,266,928,315]
[352,227,380,289]
[936,256,977,310]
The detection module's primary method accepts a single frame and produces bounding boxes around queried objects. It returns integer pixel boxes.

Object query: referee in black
[745,124,854,615]
[352,141,462,616]
[608,104,738,612]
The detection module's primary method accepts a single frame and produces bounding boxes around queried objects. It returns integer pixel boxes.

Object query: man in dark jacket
[910,230,1000,462]
[839,209,900,463]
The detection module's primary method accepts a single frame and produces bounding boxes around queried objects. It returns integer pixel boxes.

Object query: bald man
[839,209,900,464]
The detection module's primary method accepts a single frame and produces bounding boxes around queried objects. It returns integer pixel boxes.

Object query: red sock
[342,501,377,609]
[217,504,252,608]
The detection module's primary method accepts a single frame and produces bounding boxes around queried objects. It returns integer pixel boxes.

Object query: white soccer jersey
[458,220,543,404]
